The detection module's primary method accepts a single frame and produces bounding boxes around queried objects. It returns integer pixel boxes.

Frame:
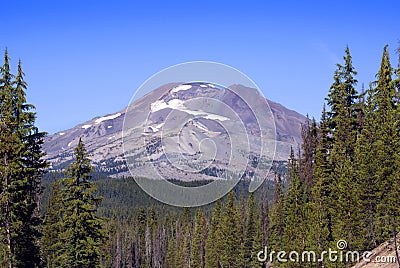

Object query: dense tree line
[266,45,400,267]
[88,45,400,268]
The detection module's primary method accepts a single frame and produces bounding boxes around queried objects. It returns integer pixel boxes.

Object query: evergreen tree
[56,139,107,267]
[165,233,176,268]
[243,193,262,268]
[370,46,399,243]
[204,199,223,268]
[299,117,318,192]
[0,49,15,268]
[268,173,284,249]
[190,209,207,268]
[281,147,311,266]
[355,83,380,249]
[42,175,63,267]
[219,191,241,268]
[259,183,270,249]
[309,105,333,265]
[0,51,47,267]
[325,47,365,250]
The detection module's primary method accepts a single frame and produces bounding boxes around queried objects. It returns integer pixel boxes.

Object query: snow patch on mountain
[95,113,122,124]
[150,99,229,121]
[193,121,208,132]
[82,124,91,129]
[207,84,216,88]
[146,122,165,133]
[150,99,186,112]
[170,84,192,93]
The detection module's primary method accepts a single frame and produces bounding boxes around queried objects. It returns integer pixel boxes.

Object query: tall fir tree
[299,117,318,193]
[0,49,15,268]
[325,47,365,251]
[355,83,380,249]
[205,199,223,268]
[259,183,270,250]
[42,175,63,268]
[309,104,334,266]
[268,173,285,250]
[281,147,309,267]
[0,51,47,267]
[56,138,107,267]
[219,191,241,268]
[370,46,400,244]
[190,209,207,268]
[243,193,262,268]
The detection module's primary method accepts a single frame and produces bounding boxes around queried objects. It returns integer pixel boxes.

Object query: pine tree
[0,49,15,268]
[355,83,379,249]
[190,209,207,268]
[268,173,284,250]
[299,117,318,193]
[0,51,47,267]
[281,147,309,267]
[370,46,399,243]
[325,47,365,250]
[56,138,107,267]
[136,207,147,266]
[165,233,176,268]
[12,60,47,267]
[243,193,262,268]
[309,105,333,266]
[219,191,241,268]
[260,183,270,249]
[42,175,63,267]
[205,199,223,268]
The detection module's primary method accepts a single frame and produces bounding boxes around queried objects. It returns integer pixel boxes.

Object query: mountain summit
[43,83,306,178]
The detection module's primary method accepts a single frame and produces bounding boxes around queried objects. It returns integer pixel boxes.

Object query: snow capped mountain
[43,83,307,178]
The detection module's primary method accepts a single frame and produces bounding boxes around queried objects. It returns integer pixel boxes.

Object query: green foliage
[190,209,207,268]
[268,173,285,250]
[42,176,63,267]
[54,139,107,267]
[265,45,400,267]
[0,51,47,267]
[204,199,223,268]
[4,43,400,267]
[243,193,262,267]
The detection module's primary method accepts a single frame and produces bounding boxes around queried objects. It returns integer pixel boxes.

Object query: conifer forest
[1,43,400,268]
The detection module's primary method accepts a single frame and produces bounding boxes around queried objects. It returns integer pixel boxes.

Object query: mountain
[43,83,307,179]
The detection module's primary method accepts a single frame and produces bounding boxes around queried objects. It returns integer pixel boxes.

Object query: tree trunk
[4,153,12,268]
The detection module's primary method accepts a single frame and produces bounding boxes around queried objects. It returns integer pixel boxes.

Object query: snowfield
[95,113,122,124]
[170,84,192,93]
[150,99,230,121]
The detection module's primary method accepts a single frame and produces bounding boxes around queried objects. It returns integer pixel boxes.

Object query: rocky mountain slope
[352,234,400,268]
[43,83,307,178]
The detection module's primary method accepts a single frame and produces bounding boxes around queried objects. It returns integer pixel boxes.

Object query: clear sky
[1,0,399,133]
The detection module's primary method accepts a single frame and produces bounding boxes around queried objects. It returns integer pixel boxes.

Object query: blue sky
[1,0,399,133]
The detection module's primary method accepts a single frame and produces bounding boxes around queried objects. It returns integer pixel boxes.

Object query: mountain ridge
[43,83,307,178]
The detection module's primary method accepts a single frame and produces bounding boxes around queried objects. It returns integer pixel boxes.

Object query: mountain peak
[43,83,306,178]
